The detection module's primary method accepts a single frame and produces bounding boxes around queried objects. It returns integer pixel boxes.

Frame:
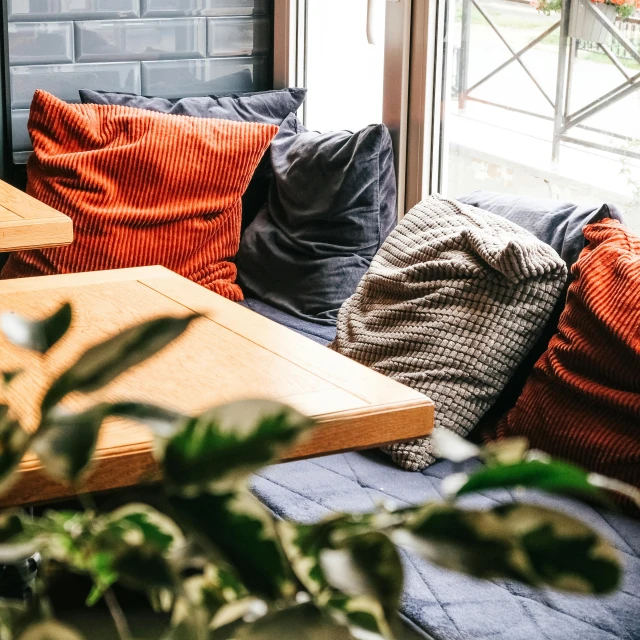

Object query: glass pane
[441,0,640,234]
[304,0,385,131]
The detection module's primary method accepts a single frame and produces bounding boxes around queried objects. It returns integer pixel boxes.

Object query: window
[435,0,640,231]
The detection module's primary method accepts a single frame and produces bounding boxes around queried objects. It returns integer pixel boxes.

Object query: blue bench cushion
[252,454,640,640]
[239,297,337,345]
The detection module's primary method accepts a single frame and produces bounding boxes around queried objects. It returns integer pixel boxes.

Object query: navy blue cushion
[238,298,336,345]
[79,87,307,126]
[236,113,397,325]
[457,191,624,272]
[252,453,640,640]
[79,87,308,230]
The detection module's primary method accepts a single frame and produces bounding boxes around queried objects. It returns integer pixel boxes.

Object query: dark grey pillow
[457,191,624,271]
[236,113,397,325]
[79,87,307,125]
[79,87,308,229]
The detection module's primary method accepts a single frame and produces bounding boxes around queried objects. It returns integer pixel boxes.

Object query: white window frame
[273,0,439,219]
[405,0,448,210]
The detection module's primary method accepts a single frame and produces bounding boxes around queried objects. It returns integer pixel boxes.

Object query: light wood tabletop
[0,179,73,252]
[0,267,434,506]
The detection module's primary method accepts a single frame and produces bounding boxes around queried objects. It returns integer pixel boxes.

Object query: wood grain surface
[0,267,434,506]
[0,179,73,251]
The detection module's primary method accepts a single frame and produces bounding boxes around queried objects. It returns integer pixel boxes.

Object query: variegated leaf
[170,491,295,601]
[162,400,312,496]
[395,503,621,594]
[41,314,199,413]
[0,303,71,355]
[19,622,83,640]
[278,519,400,639]
[0,412,31,496]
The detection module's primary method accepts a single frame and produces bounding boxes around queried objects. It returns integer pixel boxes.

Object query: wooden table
[0,180,73,252]
[0,267,434,506]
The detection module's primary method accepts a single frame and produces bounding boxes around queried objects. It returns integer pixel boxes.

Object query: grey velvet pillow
[236,113,397,325]
[79,87,308,228]
[457,191,624,271]
[79,87,307,126]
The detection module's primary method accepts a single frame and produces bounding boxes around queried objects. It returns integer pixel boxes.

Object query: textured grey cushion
[79,87,307,229]
[236,113,397,324]
[331,195,568,470]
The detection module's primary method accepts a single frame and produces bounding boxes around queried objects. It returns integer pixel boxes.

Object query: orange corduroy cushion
[497,219,640,492]
[1,90,278,300]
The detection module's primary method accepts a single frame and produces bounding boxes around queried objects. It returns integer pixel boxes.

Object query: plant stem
[104,588,133,640]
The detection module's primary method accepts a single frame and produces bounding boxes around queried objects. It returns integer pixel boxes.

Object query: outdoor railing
[455,0,640,161]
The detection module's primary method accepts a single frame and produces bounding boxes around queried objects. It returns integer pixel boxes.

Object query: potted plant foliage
[0,304,636,640]
[533,0,639,43]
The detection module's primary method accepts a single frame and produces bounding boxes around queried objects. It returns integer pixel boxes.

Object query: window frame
[273,0,428,219]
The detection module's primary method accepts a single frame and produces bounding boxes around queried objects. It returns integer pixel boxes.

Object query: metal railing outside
[455,0,640,161]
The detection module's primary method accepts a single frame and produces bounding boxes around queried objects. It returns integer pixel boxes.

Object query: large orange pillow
[1,91,278,300]
[498,219,640,491]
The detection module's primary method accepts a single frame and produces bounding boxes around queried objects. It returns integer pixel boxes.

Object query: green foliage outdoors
[0,304,637,640]
[532,0,637,20]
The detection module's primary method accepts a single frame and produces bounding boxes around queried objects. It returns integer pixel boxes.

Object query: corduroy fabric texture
[1,91,278,300]
[331,195,568,471]
[498,219,640,493]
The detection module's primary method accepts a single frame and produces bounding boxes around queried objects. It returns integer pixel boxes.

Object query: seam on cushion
[305,460,417,507]
[402,548,635,640]
[398,611,445,640]
[400,550,477,640]
[593,511,638,556]
[343,455,380,511]
[511,592,632,640]
[253,475,339,515]
[275,463,640,562]
[255,476,637,640]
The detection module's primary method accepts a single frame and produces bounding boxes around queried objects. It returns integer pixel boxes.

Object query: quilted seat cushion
[331,195,568,470]
[1,91,277,300]
[252,453,640,640]
[498,220,640,500]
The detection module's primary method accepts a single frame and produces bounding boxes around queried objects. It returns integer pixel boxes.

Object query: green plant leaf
[0,511,37,563]
[89,504,183,597]
[230,603,354,640]
[108,402,188,439]
[162,400,312,496]
[278,518,399,639]
[0,412,31,495]
[41,314,199,413]
[480,438,529,466]
[321,532,403,614]
[0,598,49,640]
[170,491,295,601]
[172,564,250,630]
[19,621,84,640]
[33,404,113,484]
[452,459,604,501]
[395,502,621,594]
[0,303,72,355]
[2,370,23,386]
[431,428,480,462]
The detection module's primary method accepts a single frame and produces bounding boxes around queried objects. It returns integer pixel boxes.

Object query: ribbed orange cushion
[498,219,640,490]
[1,90,278,300]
